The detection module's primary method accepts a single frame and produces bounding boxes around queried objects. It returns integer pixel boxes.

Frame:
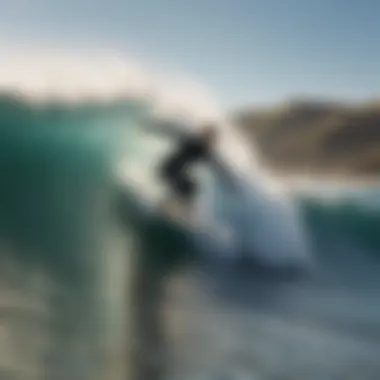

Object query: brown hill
[233,98,380,177]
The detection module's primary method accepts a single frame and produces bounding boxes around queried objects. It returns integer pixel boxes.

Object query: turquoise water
[300,189,380,253]
[0,94,380,379]
[0,96,150,379]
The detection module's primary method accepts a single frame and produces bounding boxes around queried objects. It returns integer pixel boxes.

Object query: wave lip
[0,47,221,124]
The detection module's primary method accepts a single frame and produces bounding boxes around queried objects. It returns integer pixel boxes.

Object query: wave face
[0,95,150,379]
[299,186,380,253]
[0,90,380,380]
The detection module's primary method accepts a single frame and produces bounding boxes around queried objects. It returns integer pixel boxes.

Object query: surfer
[144,120,238,222]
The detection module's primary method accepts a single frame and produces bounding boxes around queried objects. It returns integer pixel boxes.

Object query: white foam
[0,45,221,123]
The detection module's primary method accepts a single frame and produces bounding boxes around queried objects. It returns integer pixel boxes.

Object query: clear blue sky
[1,0,380,108]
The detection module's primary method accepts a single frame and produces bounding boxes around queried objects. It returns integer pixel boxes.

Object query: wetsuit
[160,136,211,201]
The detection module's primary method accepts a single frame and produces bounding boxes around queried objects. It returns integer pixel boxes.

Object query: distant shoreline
[234,98,380,178]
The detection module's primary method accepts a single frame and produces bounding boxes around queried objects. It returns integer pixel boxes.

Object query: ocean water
[0,93,379,380]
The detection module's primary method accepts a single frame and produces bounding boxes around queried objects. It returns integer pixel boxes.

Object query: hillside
[233,99,380,177]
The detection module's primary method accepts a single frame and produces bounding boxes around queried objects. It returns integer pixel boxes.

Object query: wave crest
[0,46,221,122]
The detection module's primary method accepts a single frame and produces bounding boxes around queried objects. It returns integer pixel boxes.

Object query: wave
[3,48,379,379]
[0,48,377,270]
[299,187,380,254]
[0,74,314,275]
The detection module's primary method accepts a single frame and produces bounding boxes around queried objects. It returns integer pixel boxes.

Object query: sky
[1,0,380,109]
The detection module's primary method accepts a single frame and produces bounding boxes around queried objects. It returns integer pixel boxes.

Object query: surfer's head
[200,123,219,144]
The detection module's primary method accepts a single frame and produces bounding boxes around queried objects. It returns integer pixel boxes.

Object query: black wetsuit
[160,136,211,201]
